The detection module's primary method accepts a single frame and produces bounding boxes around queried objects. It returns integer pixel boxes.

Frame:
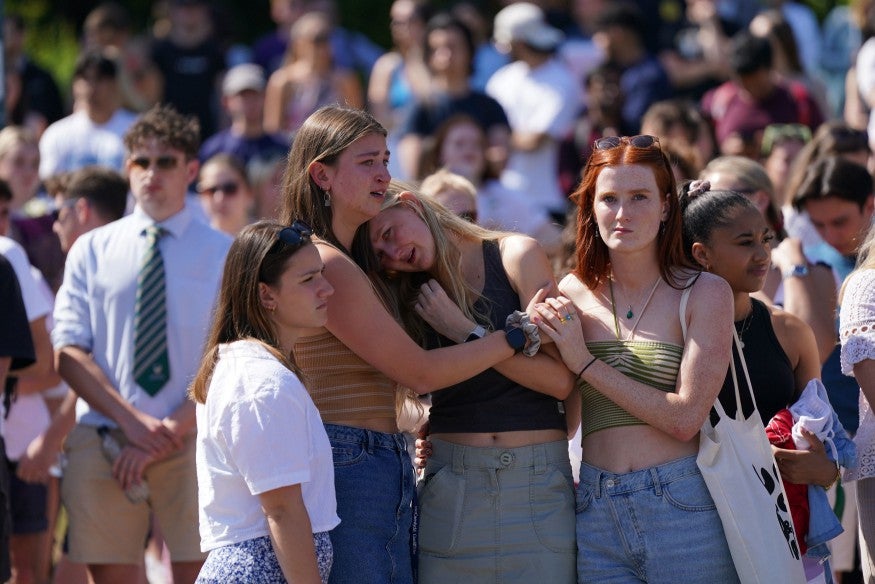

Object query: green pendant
[626,307,634,319]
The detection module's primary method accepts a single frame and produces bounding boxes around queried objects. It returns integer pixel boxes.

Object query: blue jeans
[575,455,739,583]
[325,424,415,584]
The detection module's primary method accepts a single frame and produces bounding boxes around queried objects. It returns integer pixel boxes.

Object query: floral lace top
[840,268,875,482]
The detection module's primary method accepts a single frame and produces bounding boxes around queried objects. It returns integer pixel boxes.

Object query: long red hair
[571,138,690,290]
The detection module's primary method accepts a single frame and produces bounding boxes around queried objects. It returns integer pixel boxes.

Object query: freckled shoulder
[559,272,586,295]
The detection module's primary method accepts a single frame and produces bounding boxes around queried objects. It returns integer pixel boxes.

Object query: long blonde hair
[189,221,306,403]
[353,180,500,343]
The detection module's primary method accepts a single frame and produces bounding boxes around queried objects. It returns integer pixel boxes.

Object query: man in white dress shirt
[53,105,231,584]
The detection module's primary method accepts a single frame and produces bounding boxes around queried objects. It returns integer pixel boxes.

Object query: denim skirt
[324,424,416,584]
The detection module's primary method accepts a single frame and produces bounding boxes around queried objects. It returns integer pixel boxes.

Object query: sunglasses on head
[198,181,240,197]
[130,155,180,171]
[593,135,660,151]
[277,220,313,248]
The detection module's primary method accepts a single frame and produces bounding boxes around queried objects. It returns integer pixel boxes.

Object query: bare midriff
[581,424,698,473]
[431,428,567,448]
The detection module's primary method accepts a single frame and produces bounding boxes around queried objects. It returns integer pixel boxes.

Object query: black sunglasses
[130,155,180,171]
[593,135,660,151]
[198,181,240,197]
[277,220,313,248]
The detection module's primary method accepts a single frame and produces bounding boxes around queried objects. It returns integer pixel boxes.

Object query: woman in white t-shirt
[190,220,338,584]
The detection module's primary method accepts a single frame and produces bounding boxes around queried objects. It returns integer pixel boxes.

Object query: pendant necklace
[609,276,662,341]
[735,300,755,349]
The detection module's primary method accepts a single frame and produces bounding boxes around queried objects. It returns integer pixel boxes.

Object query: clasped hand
[532,295,592,374]
[416,279,558,346]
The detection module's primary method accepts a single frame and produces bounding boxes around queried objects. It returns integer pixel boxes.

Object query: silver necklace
[734,301,754,349]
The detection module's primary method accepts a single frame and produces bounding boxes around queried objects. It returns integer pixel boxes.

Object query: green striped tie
[133,225,170,396]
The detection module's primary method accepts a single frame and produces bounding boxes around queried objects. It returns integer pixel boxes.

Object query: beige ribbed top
[294,330,397,421]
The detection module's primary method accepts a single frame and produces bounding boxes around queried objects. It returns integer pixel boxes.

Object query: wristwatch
[504,327,527,354]
[782,264,809,279]
[465,324,487,342]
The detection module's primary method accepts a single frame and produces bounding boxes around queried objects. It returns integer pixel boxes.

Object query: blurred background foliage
[4,0,848,104]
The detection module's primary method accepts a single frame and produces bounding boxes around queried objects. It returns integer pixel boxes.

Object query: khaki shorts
[61,424,206,565]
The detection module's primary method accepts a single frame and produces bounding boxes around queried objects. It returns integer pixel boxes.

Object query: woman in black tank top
[358,182,577,583]
[680,181,841,581]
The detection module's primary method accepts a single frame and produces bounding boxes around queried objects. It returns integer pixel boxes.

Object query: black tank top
[716,298,796,425]
[426,240,566,433]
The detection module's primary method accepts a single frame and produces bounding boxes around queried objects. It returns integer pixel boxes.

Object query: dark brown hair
[123,104,200,160]
[190,221,307,403]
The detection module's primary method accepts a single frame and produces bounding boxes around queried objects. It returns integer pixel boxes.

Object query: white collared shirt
[52,205,232,426]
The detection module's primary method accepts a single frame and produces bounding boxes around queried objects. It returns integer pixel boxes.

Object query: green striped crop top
[578,340,684,438]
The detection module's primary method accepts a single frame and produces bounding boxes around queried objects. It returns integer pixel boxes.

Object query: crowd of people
[3,0,875,583]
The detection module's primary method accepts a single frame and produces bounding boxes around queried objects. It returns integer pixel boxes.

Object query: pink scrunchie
[687,180,711,197]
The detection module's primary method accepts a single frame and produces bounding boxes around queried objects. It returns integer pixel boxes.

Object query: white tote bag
[696,330,805,584]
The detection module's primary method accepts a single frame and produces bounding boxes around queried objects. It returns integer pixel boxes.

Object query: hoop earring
[323,188,331,207]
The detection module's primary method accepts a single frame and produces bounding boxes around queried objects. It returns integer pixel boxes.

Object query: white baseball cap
[493,2,563,52]
[222,64,266,96]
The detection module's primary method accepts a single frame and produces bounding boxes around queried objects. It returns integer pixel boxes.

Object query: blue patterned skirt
[196,531,332,583]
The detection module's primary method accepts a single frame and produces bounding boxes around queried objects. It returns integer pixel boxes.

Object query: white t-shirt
[486,58,579,214]
[0,236,50,322]
[0,237,51,439]
[39,109,138,179]
[4,267,65,461]
[196,340,339,551]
